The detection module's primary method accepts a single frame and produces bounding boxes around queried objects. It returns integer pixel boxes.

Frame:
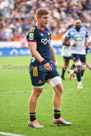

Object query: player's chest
[71,31,86,41]
[37,31,51,45]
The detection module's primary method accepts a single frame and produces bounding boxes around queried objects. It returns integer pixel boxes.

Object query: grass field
[0,54,91,136]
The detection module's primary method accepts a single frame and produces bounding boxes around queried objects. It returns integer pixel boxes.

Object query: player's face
[39,14,49,27]
[75,22,81,30]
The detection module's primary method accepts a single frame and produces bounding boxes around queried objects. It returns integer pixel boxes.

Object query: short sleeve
[27,27,37,42]
[65,30,71,39]
[85,29,89,38]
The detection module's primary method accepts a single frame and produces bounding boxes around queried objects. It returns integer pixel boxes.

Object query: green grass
[0,54,91,136]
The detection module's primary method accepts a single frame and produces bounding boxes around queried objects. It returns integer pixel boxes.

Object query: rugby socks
[81,71,84,77]
[76,72,81,82]
[74,70,77,74]
[71,64,75,70]
[61,67,66,78]
[54,110,61,119]
[29,112,36,121]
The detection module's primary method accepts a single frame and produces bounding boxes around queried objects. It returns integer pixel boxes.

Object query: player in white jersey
[61,31,72,80]
[63,18,89,88]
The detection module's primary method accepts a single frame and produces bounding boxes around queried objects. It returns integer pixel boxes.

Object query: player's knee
[75,61,82,67]
[32,87,43,97]
[36,90,42,97]
[55,85,63,96]
[75,61,82,71]
[82,65,86,70]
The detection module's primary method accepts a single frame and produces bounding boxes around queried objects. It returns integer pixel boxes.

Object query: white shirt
[65,26,89,55]
[61,32,71,57]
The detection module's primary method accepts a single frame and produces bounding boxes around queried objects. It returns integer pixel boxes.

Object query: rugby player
[27,8,71,128]
[63,18,89,88]
[61,25,74,80]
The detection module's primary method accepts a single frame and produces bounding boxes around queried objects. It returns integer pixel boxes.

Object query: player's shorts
[29,62,59,86]
[71,54,86,63]
[63,56,72,62]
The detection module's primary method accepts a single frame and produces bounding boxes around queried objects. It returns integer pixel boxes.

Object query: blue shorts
[29,62,59,86]
[63,56,72,62]
[71,54,86,63]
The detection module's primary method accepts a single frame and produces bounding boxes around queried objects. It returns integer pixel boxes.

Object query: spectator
[0,0,91,41]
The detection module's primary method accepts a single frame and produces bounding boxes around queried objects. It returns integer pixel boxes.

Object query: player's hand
[44,63,52,71]
[86,42,91,49]
[72,43,77,47]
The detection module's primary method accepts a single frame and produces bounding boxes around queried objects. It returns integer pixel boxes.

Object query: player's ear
[36,16,41,22]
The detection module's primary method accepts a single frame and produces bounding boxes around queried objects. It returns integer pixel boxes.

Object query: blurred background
[0,0,91,56]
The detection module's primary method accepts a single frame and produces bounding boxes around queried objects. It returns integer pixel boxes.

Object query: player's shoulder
[70,26,76,31]
[27,26,38,41]
[67,27,76,33]
[45,27,50,32]
[27,27,37,38]
[30,26,37,33]
[81,26,88,31]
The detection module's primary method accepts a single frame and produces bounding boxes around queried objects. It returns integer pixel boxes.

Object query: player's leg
[47,64,71,125]
[75,61,83,88]
[28,64,45,128]
[72,54,83,88]
[61,57,69,80]
[68,57,75,80]
[52,82,63,111]
[80,55,86,79]
[28,87,44,128]
[29,87,43,113]
[48,77,71,125]
[86,62,91,70]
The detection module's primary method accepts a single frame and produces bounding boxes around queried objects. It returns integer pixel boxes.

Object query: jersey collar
[34,25,46,34]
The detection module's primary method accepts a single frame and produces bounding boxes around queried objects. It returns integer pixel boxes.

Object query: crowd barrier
[0,47,63,57]
[0,41,91,57]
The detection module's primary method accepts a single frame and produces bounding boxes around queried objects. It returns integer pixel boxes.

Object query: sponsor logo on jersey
[47,32,50,35]
[41,38,51,45]
[30,27,35,32]
[29,33,34,40]
[41,33,44,36]
[75,36,84,41]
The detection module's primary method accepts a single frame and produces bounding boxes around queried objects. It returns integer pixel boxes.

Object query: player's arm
[63,37,77,47]
[28,42,44,62]
[63,37,70,46]
[85,29,90,49]
[27,30,52,71]
[63,29,77,47]
[28,42,52,71]
[50,46,58,67]
[85,38,89,49]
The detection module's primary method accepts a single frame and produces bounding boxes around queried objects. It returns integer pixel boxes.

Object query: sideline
[0,132,25,136]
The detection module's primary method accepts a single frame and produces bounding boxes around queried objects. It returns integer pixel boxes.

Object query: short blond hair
[36,8,49,18]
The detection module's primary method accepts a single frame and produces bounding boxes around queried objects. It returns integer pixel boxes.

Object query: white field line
[0,132,25,136]
[0,87,90,94]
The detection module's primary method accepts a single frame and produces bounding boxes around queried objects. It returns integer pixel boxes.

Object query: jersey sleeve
[85,29,89,38]
[27,28,37,42]
[65,29,71,39]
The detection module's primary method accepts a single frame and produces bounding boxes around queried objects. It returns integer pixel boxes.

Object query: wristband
[70,41,73,46]
[53,61,58,66]
[41,60,47,65]
[70,40,75,47]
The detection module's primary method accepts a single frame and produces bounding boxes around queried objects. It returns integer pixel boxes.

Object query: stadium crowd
[0,0,91,41]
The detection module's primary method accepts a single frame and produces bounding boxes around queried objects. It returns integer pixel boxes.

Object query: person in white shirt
[61,28,72,80]
[63,18,89,88]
